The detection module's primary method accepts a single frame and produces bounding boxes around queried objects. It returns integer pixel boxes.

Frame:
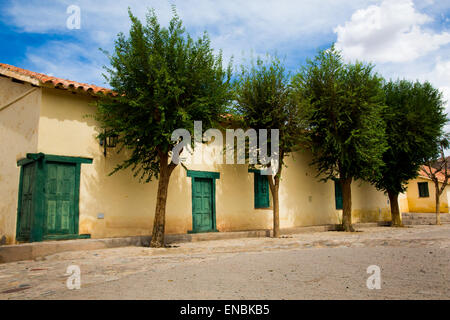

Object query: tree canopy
[373,80,447,194]
[372,80,447,225]
[294,46,387,231]
[233,56,306,237]
[97,8,232,181]
[233,56,305,166]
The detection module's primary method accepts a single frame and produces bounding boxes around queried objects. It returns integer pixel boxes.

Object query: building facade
[0,63,392,245]
[400,175,450,214]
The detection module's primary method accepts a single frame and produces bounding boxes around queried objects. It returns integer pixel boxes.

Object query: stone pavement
[0,225,449,300]
[402,212,450,225]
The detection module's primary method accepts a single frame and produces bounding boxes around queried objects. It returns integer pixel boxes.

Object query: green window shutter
[334,180,343,210]
[254,171,270,209]
[418,182,429,198]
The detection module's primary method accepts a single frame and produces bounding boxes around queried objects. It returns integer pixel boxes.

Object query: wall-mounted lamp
[100,131,119,157]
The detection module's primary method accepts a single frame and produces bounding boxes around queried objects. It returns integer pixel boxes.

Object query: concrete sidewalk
[0,223,383,264]
[402,212,450,225]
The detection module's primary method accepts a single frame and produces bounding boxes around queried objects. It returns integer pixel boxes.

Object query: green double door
[17,161,77,241]
[192,178,214,233]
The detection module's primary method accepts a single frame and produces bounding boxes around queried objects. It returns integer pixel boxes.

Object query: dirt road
[0,225,449,300]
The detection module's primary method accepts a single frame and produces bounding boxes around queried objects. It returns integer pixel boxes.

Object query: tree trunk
[340,177,354,232]
[150,153,175,248]
[387,190,402,227]
[268,170,281,238]
[272,181,280,238]
[435,182,441,225]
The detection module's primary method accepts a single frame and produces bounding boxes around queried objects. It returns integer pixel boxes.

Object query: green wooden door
[16,163,36,241]
[254,171,270,208]
[44,162,76,236]
[334,180,343,210]
[192,178,213,232]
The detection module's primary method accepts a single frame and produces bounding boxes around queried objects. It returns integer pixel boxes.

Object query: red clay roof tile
[419,166,448,183]
[0,63,112,95]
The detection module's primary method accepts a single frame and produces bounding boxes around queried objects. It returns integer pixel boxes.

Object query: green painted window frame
[334,179,343,210]
[16,153,93,242]
[187,170,220,180]
[17,153,93,166]
[249,169,270,209]
[418,182,430,198]
[187,170,220,234]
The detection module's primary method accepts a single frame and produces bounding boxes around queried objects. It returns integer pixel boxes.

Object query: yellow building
[399,168,450,214]
[0,63,392,245]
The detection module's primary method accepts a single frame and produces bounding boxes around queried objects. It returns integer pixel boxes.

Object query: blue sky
[1,0,450,115]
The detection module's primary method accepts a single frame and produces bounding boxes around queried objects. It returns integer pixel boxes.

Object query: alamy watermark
[66,265,81,290]
[366,265,381,290]
[171,121,280,176]
[66,5,81,30]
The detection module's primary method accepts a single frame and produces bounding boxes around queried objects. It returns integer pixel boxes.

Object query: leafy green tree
[233,56,306,237]
[294,46,387,231]
[96,8,232,247]
[372,80,447,226]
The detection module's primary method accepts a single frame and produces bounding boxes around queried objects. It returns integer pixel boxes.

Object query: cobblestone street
[0,225,449,300]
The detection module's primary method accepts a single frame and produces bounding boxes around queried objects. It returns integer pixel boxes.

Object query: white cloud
[334,0,450,63]
[24,41,107,86]
[3,0,450,123]
[334,0,450,134]
[5,0,378,37]
[3,0,379,84]
[426,58,450,110]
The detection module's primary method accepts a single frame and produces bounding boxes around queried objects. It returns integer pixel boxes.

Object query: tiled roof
[419,166,448,183]
[0,63,112,95]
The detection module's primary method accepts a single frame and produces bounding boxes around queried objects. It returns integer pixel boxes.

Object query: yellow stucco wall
[38,88,160,238]
[398,192,410,214]
[2,84,392,242]
[0,78,41,244]
[405,177,449,213]
[350,180,391,223]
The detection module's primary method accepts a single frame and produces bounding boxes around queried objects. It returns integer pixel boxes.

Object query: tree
[294,46,387,232]
[96,8,232,247]
[371,80,447,226]
[422,135,450,225]
[233,56,306,237]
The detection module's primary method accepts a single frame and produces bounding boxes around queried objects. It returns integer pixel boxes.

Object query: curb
[0,222,389,264]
